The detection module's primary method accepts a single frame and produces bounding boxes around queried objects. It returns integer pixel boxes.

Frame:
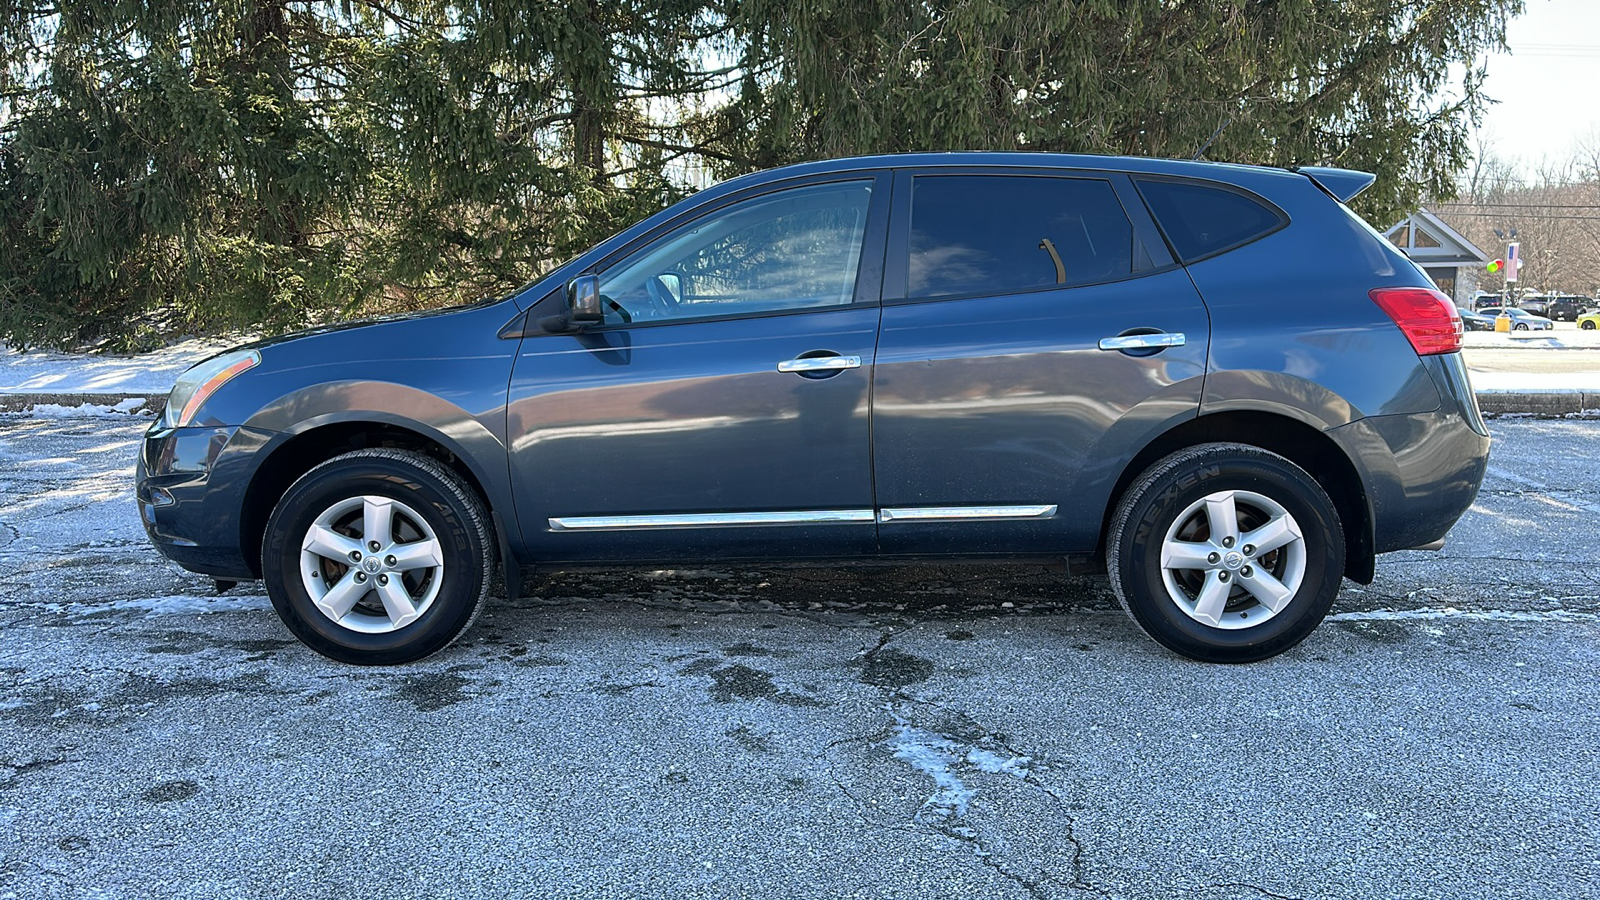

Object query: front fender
[244,381,512,514]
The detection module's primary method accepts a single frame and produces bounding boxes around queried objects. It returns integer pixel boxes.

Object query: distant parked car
[1478,307,1555,331]
[1540,295,1592,322]
[1515,294,1551,316]
[1514,294,1590,321]
[1470,293,1503,311]
[1458,308,1498,332]
[1579,310,1599,330]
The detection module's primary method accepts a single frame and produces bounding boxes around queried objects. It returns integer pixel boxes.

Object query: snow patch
[886,715,1032,827]
[52,594,274,618]
[1329,607,1598,624]
[0,338,233,394]
[26,398,152,418]
[888,724,974,821]
[965,748,1032,777]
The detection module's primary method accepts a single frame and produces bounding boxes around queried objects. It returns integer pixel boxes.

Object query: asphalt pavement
[0,415,1596,899]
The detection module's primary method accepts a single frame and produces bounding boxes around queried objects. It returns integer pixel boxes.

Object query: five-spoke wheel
[263,449,494,665]
[299,495,445,633]
[1107,443,1344,663]
[1158,489,1306,629]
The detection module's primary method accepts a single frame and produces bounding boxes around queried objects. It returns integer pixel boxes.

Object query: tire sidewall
[263,457,485,664]
[1118,453,1343,662]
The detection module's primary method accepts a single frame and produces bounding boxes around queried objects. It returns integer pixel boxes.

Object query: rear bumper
[136,422,277,580]
[1327,352,1490,554]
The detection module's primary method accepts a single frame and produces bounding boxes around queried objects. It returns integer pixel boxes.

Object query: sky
[1473,0,1600,168]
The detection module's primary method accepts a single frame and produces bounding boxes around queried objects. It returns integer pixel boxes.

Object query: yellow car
[1581,310,1600,330]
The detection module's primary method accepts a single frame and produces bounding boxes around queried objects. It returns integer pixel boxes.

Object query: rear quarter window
[1135,178,1287,262]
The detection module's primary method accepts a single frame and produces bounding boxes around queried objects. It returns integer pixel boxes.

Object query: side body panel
[871,169,1210,555]
[872,274,1209,553]
[503,171,893,563]
[1152,169,1484,556]
[505,308,881,561]
[1167,170,1445,427]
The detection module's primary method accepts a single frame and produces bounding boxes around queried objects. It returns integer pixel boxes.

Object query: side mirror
[658,272,682,305]
[567,275,603,324]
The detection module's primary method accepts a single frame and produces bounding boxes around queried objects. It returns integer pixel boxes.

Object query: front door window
[598,181,873,325]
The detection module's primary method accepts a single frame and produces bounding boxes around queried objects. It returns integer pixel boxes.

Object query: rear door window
[907,175,1134,300]
[1135,179,1286,262]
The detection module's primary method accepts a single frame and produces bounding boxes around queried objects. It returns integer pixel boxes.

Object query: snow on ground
[886,714,1032,829]
[1462,328,1600,349]
[22,398,154,418]
[1327,607,1598,623]
[0,337,237,394]
[1471,371,1600,392]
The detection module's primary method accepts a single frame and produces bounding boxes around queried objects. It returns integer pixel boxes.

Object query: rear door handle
[777,355,861,373]
[1097,332,1186,351]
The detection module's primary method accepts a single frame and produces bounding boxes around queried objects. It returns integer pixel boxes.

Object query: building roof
[1384,208,1490,267]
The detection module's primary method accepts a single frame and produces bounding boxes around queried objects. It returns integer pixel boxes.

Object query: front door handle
[777,355,862,373]
[1097,332,1186,351]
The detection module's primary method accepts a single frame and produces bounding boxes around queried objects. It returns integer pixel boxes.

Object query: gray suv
[137,153,1490,665]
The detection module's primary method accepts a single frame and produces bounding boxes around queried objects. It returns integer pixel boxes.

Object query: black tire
[1583,321,1596,330]
[1514,322,1529,331]
[1106,443,1345,663]
[262,449,495,665]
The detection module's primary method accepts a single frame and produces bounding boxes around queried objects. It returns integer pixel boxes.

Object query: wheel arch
[1098,409,1376,583]
[240,416,501,579]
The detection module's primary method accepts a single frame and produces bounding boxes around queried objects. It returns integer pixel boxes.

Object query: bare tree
[1436,138,1600,298]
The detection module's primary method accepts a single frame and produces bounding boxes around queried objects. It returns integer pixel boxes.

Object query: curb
[1475,391,1600,417]
[2,391,1597,419]
[0,393,165,414]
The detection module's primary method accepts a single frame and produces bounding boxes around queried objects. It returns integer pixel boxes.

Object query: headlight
[161,349,260,429]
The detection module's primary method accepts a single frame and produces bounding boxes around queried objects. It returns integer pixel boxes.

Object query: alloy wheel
[1157,489,1307,629]
[298,495,444,633]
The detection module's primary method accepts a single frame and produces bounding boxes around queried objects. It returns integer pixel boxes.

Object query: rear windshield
[1135,179,1286,262]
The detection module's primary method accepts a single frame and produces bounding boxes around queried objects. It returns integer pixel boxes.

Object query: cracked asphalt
[1,415,1597,900]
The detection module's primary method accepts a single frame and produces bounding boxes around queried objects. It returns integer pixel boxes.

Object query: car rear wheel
[1514,322,1529,330]
[1106,443,1345,663]
[1583,321,1596,330]
[262,448,494,665]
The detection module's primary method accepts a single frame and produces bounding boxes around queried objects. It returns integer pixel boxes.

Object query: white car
[1477,307,1555,331]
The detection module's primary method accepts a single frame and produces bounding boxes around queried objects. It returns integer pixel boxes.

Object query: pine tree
[0,0,1525,349]
[706,0,1524,225]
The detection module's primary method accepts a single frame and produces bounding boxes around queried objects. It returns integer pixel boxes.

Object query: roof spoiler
[1295,166,1377,204]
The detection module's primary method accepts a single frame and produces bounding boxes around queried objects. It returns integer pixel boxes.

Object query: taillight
[1369,287,1463,355]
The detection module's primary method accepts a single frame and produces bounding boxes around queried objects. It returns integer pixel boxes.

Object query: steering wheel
[644,275,679,317]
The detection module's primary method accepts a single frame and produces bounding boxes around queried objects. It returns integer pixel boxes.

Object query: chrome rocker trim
[549,504,1058,530]
[877,505,1058,523]
[548,509,877,530]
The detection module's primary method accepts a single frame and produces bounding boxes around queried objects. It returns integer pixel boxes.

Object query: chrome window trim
[549,509,876,531]
[877,505,1058,523]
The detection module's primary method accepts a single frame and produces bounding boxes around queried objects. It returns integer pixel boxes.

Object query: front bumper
[136,423,277,579]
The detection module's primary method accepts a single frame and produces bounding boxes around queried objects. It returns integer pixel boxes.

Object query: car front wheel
[1584,321,1597,330]
[1106,443,1345,663]
[262,448,495,665]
